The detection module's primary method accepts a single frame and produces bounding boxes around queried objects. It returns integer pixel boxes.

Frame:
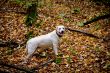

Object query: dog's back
[26,30,58,49]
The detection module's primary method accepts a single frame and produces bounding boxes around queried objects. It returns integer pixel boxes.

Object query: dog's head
[56,25,65,37]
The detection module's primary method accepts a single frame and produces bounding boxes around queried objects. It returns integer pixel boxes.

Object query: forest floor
[0,0,110,73]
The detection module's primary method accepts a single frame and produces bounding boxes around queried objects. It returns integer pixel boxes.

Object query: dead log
[83,13,110,25]
[66,27,106,41]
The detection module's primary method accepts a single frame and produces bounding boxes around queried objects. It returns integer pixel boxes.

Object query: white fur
[24,25,65,63]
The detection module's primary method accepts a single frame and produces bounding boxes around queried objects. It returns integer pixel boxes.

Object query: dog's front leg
[53,43,58,55]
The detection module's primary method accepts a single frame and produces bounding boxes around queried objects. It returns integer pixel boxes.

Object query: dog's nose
[61,31,64,34]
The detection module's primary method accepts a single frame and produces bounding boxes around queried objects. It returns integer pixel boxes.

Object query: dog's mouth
[56,31,64,37]
[60,31,64,35]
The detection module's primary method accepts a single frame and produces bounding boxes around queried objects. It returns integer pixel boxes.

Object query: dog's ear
[56,26,59,30]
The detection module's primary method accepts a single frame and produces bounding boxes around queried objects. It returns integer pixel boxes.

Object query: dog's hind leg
[24,43,37,64]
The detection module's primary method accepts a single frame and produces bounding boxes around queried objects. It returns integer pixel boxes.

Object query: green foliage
[94,24,100,30]
[69,48,77,55]
[26,31,34,39]
[64,18,70,22]
[6,48,13,55]
[57,53,63,57]
[77,21,84,27]
[67,56,72,63]
[15,0,22,3]
[35,20,44,28]
[103,62,110,69]
[25,2,33,8]
[71,7,80,14]
[55,58,62,64]
[25,3,38,26]
[94,46,101,52]
[58,13,66,18]
[15,0,38,8]
[107,52,110,56]
[25,12,37,26]
[37,0,52,8]
[14,0,38,26]
[58,13,71,22]
[37,0,45,8]
[47,1,53,8]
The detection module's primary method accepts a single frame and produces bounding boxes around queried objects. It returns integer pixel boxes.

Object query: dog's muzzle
[56,31,62,37]
[60,31,64,34]
[56,31,64,37]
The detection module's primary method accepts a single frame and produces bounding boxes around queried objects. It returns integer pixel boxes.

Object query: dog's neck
[56,31,62,37]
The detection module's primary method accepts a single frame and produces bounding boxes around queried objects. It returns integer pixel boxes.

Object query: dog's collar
[56,31,62,37]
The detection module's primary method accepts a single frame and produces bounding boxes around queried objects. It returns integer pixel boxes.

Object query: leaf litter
[0,0,110,73]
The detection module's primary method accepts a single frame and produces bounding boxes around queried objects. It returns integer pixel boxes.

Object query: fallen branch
[66,27,102,39]
[0,8,26,14]
[83,13,110,25]
[69,13,110,41]
[0,60,34,73]
[0,40,19,48]
[0,59,55,73]
[31,59,55,71]
[37,59,55,68]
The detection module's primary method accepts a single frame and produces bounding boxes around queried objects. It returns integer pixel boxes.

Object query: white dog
[24,25,65,63]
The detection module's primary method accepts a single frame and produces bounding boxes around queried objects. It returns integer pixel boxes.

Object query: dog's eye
[59,28,61,30]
